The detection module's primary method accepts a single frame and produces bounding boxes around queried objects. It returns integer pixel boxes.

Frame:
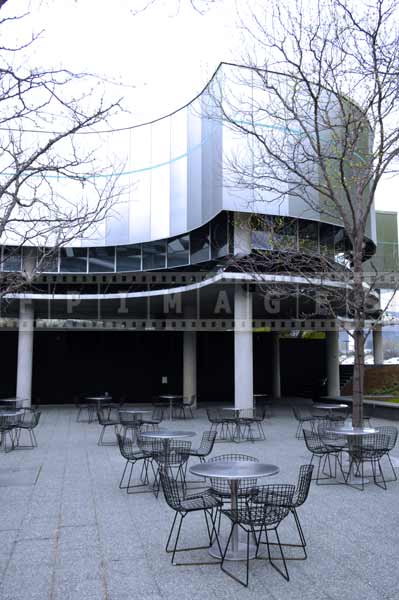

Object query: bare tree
[0,3,124,294]
[207,0,399,425]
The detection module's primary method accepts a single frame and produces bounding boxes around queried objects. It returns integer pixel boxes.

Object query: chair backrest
[208,454,259,496]
[293,464,314,507]
[303,429,324,453]
[118,411,142,428]
[206,408,221,424]
[246,484,295,525]
[151,439,191,467]
[197,430,217,455]
[159,468,183,511]
[348,432,391,457]
[184,394,196,407]
[377,426,398,451]
[97,406,119,425]
[116,433,137,461]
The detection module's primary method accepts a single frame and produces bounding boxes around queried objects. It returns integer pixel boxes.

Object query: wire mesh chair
[96,406,120,445]
[0,413,19,452]
[220,484,296,587]
[118,410,143,442]
[159,467,222,566]
[238,407,266,442]
[206,408,226,440]
[141,406,164,432]
[14,408,41,449]
[291,404,318,438]
[303,429,345,484]
[75,394,91,423]
[207,454,259,501]
[345,433,391,491]
[116,433,151,494]
[188,430,217,463]
[151,439,192,497]
[377,425,398,482]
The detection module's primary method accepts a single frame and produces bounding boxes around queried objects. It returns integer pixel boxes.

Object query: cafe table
[325,425,379,485]
[158,395,183,422]
[190,460,279,560]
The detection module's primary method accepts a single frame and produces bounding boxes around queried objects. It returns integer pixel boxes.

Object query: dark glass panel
[2,247,22,272]
[298,220,318,252]
[190,223,210,263]
[267,216,297,250]
[167,235,189,268]
[88,247,115,272]
[319,223,336,257]
[60,247,88,272]
[37,248,58,272]
[116,245,142,272]
[211,212,228,258]
[142,240,166,270]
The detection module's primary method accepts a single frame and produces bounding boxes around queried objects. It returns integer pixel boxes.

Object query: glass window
[319,223,336,257]
[167,235,189,268]
[298,220,318,252]
[251,230,270,249]
[116,245,141,272]
[268,217,297,251]
[60,247,88,272]
[211,213,228,258]
[142,240,166,270]
[2,247,22,272]
[37,248,58,272]
[190,223,210,263]
[88,247,115,272]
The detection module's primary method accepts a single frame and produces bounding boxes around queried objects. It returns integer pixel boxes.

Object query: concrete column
[373,326,384,365]
[183,331,197,407]
[16,300,34,407]
[326,329,340,397]
[234,285,253,409]
[271,333,281,399]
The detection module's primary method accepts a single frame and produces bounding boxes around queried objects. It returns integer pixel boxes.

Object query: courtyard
[0,404,398,600]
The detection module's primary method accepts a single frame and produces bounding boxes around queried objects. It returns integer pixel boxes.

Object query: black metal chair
[206,408,227,440]
[75,394,91,423]
[220,484,295,587]
[291,404,318,438]
[208,454,259,502]
[151,439,192,497]
[0,413,19,452]
[116,433,151,494]
[239,407,266,441]
[118,410,143,441]
[276,464,314,560]
[377,425,398,482]
[159,468,222,566]
[96,406,120,445]
[141,406,164,432]
[188,430,217,463]
[303,429,345,484]
[14,408,41,449]
[345,433,391,491]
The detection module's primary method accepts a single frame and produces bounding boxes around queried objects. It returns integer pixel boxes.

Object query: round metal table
[85,395,112,423]
[190,460,279,560]
[325,426,379,484]
[313,403,348,417]
[158,395,183,422]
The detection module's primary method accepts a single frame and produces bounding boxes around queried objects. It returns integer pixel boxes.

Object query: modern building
[0,63,384,407]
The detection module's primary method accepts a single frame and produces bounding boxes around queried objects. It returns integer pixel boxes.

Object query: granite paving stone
[0,403,398,600]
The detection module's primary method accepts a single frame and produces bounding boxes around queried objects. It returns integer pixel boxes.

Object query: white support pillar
[326,330,340,397]
[373,326,384,365]
[16,301,34,408]
[234,285,253,409]
[271,333,281,399]
[183,331,197,407]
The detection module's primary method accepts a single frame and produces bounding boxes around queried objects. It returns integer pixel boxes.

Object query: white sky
[2,0,398,213]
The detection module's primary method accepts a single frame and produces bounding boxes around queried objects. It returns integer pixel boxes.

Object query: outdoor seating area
[1,401,398,599]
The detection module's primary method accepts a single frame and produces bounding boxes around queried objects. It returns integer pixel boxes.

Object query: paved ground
[0,403,398,600]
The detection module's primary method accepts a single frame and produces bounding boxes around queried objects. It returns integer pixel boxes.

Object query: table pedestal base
[209,535,257,561]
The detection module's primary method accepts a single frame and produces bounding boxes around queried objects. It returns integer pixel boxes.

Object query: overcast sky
[2,0,397,212]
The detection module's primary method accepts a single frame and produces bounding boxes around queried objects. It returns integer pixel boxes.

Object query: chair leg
[262,526,290,581]
[220,522,249,587]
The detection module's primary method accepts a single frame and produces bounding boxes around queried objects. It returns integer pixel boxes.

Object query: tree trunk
[352,324,364,427]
